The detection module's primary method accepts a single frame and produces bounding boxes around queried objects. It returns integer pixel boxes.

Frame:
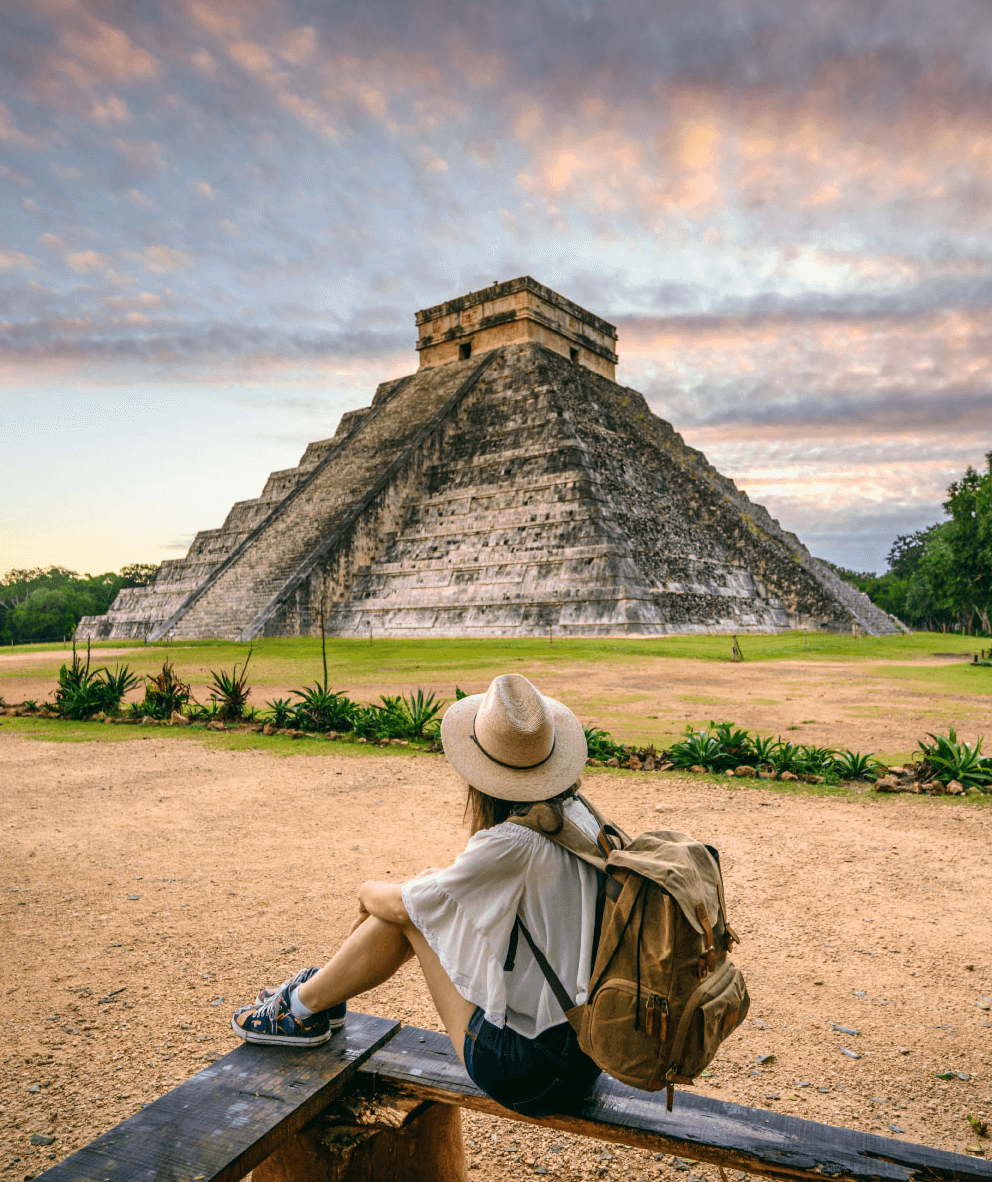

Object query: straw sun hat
[440,674,587,802]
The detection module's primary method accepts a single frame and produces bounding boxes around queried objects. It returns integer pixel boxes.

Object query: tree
[856,451,991,634]
[943,452,992,634]
[0,563,160,644]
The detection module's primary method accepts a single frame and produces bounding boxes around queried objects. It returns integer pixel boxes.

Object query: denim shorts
[462,1006,601,1117]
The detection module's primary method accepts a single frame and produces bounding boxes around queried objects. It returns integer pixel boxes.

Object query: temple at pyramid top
[415,276,619,379]
[77,277,905,642]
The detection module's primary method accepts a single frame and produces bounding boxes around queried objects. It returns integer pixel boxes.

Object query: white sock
[289,986,315,1019]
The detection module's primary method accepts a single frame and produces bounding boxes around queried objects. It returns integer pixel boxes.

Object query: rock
[779,770,798,781]
[873,774,903,792]
[262,723,276,736]
[606,756,620,767]
[946,779,965,795]
[390,738,409,746]
[377,738,390,748]
[289,730,305,740]
[689,764,706,774]
[356,737,368,744]
[586,757,603,767]
[92,711,106,722]
[27,1084,40,1093]
[757,770,775,780]
[643,757,656,771]
[888,1124,905,1134]
[624,756,642,770]
[830,1024,859,1036]
[840,1048,861,1059]
[756,1054,775,1065]
[30,1134,55,1146]
[170,711,190,726]
[207,720,226,731]
[141,715,157,726]
[658,760,674,771]
[734,765,756,778]
[326,731,340,741]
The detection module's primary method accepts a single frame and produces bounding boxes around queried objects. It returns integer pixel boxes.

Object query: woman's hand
[412,866,442,878]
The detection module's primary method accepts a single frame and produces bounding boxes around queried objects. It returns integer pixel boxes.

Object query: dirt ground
[2,729,991,1182]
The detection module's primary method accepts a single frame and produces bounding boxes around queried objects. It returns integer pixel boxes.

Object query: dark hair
[465,780,581,836]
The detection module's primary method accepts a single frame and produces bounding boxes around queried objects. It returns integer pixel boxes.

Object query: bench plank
[36,1014,399,1182]
[362,1026,992,1182]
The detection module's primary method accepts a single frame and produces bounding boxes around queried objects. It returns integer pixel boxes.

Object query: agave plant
[402,689,444,738]
[292,683,356,732]
[52,642,138,718]
[264,697,296,728]
[583,724,627,762]
[794,743,841,778]
[750,733,781,767]
[833,749,878,781]
[768,740,801,776]
[916,727,992,791]
[142,659,191,719]
[207,647,253,722]
[667,728,726,770]
[709,721,754,766]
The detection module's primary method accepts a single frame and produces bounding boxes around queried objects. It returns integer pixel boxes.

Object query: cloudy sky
[2,0,990,577]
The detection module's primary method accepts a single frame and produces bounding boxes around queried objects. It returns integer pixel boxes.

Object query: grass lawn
[1,629,982,690]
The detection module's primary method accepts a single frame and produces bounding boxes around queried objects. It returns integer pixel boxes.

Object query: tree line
[838,451,992,635]
[0,564,158,644]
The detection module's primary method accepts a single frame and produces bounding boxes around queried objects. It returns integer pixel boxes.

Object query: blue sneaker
[232,981,331,1046]
[254,968,346,1031]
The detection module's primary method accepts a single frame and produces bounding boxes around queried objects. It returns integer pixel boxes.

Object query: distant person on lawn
[231,673,603,1116]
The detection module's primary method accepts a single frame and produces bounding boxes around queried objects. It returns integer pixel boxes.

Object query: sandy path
[2,733,990,1180]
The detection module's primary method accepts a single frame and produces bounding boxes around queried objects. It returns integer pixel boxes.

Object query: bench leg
[252,1099,469,1182]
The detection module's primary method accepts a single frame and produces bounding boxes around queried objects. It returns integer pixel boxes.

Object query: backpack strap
[506,916,579,1025]
[507,806,609,872]
[576,792,632,848]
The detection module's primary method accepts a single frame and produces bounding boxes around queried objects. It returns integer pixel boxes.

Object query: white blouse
[402,797,601,1039]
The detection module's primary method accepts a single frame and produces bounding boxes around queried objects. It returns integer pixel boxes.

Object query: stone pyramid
[78,277,901,640]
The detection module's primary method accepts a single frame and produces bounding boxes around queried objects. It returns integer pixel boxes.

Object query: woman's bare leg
[298,917,412,1010]
[297,917,476,1064]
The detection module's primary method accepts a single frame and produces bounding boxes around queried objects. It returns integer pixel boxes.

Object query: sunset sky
[2,0,990,577]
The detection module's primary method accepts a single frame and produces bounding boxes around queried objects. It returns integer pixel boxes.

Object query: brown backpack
[507,794,749,1108]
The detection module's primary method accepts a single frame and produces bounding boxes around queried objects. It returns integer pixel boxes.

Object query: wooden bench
[34,1015,992,1182]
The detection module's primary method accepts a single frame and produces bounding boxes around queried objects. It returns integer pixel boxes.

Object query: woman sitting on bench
[232,673,603,1116]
